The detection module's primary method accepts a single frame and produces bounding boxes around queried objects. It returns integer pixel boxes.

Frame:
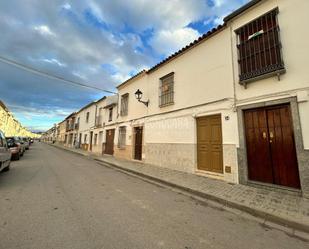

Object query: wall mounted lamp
[134,89,149,107]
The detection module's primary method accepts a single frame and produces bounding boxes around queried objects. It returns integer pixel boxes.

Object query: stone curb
[47,142,309,236]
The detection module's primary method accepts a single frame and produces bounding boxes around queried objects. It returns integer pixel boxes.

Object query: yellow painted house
[0,100,39,138]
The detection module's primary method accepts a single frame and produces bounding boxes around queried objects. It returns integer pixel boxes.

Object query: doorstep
[48,142,309,235]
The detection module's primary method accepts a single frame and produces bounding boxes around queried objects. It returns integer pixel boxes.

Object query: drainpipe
[229,22,238,112]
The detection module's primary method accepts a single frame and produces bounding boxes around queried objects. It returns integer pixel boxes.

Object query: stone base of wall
[145,143,238,183]
[145,143,196,173]
[222,144,239,183]
[114,145,132,160]
[91,145,103,155]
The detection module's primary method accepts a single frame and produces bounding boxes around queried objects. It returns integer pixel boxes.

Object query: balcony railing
[66,124,75,132]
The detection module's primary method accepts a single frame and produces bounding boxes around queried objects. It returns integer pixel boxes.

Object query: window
[86,112,90,123]
[159,72,174,107]
[235,8,284,84]
[120,93,129,116]
[108,107,113,121]
[118,126,126,149]
[84,134,87,143]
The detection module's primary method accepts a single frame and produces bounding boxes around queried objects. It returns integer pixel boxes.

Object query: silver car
[21,137,30,150]
[0,130,11,172]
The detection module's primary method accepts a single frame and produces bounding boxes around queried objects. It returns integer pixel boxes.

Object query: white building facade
[52,0,309,197]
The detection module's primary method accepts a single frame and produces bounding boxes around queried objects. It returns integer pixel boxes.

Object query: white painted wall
[117,74,148,122]
[76,103,96,144]
[147,28,234,116]
[117,28,237,147]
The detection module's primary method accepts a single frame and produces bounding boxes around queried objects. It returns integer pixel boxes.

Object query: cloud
[150,27,200,56]
[33,25,56,36]
[0,0,247,131]
[62,3,72,11]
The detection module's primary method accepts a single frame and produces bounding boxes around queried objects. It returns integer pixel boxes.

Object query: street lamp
[134,89,149,107]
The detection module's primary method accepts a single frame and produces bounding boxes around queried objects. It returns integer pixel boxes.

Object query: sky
[0,0,249,132]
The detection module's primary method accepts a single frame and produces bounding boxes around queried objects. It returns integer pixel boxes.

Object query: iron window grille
[235,8,285,84]
[159,72,174,107]
[108,108,113,121]
[120,93,129,116]
[117,126,126,149]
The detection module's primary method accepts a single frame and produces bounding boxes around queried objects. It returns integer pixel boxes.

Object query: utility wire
[0,55,117,94]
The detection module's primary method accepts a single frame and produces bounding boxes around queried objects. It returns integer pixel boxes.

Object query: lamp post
[134,89,149,107]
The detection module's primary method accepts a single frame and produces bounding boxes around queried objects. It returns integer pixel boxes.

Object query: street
[0,143,308,249]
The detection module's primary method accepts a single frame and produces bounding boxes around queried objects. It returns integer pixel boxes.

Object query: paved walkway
[49,143,309,235]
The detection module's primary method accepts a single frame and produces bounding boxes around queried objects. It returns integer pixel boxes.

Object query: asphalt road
[0,143,308,249]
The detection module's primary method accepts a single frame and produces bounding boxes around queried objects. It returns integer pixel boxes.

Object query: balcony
[95,116,103,127]
[66,124,74,132]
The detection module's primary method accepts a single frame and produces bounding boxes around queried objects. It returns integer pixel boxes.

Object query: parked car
[6,137,23,160]
[0,130,11,172]
[21,137,30,150]
[17,136,26,155]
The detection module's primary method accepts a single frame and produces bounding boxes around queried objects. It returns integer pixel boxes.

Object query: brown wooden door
[244,105,300,189]
[104,129,115,155]
[89,131,93,151]
[244,109,274,184]
[197,115,223,173]
[134,127,143,160]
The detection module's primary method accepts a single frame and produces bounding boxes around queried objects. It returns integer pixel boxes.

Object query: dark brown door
[89,131,93,151]
[244,104,300,189]
[104,129,115,155]
[197,115,223,173]
[134,127,143,160]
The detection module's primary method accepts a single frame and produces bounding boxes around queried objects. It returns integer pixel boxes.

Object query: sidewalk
[49,142,309,236]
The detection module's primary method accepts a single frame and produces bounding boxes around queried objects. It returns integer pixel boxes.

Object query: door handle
[269,131,274,139]
[269,131,274,143]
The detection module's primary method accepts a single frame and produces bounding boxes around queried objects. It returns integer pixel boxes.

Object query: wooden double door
[244,104,300,189]
[134,127,143,160]
[104,129,115,155]
[197,115,223,173]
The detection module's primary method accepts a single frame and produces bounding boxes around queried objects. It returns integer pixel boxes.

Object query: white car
[0,130,11,172]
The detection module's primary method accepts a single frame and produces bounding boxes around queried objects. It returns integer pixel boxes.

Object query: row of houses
[43,0,309,197]
[0,100,39,138]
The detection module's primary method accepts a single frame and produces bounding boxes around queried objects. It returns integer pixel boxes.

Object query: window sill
[239,68,286,86]
[159,102,174,108]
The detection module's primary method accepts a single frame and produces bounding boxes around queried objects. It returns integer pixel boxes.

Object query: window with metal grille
[118,126,126,149]
[235,8,285,84]
[120,93,129,116]
[159,72,174,107]
[108,108,113,121]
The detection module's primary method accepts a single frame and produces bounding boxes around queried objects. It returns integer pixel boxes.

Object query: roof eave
[116,70,147,90]
[223,0,263,22]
